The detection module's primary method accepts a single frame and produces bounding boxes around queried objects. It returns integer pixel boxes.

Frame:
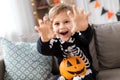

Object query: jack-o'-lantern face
[59,56,86,80]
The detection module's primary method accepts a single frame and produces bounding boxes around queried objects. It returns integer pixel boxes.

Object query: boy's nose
[60,23,65,28]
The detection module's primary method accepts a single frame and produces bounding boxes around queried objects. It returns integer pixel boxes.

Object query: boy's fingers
[80,9,84,14]
[43,16,49,23]
[72,5,79,15]
[67,11,73,19]
[87,12,91,17]
[43,15,49,20]
[38,19,43,25]
[35,26,41,32]
[85,12,91,19]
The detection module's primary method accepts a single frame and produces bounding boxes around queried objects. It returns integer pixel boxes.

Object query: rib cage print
[60,43,90,68]
[49,37,90,68]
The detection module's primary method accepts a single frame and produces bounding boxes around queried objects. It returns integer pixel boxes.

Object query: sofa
[89,21,120,80]
[0,21,120,80]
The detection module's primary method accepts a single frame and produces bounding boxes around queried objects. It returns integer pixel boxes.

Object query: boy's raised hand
[67,5,90,33]
[35,16,55,42]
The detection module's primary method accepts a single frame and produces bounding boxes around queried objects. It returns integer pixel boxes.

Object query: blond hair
[48,3,73,19]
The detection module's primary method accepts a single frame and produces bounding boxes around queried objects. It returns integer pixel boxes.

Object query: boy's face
[52,11,72,42]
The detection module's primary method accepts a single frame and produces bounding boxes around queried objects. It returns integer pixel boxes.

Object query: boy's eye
[54,22,59,26]
[65,20,70,23]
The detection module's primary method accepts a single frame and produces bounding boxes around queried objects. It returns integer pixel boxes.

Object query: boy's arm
[79,24,93,45]
[37,38,62,56]
[37,38,50,55]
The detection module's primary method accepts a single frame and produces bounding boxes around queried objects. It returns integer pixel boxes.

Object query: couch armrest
[0,56,5,80]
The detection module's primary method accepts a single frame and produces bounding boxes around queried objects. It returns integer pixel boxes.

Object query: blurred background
[0,0,119,41]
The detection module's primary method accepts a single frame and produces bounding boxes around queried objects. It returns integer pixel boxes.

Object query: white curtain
[0,0,36,41]
[74,0,119,24]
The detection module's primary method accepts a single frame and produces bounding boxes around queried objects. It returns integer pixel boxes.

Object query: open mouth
[67,67,85,75]
[59,31,68,35]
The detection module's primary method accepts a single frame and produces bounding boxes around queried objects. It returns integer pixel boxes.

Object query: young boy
[35,3,96,80]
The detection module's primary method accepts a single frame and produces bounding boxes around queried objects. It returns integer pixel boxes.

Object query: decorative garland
[89,0,119,21]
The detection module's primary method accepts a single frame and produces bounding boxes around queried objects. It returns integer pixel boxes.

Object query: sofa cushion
[0,37,54,80]
[96,68,120,80]
[93,22,120,70]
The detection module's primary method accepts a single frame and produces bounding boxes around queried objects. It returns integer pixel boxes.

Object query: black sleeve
[79,24,93,45]
[37,38,63,56]
[37,38,49,55]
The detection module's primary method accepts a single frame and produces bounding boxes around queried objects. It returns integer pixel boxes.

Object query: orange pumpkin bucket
[59,56,86,80]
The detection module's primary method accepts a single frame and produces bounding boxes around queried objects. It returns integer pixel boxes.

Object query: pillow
[0,37,54,80]
[5,32,40,42]
[93,22,120,70]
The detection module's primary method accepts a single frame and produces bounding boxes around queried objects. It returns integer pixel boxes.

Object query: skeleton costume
[37,25,96,80]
